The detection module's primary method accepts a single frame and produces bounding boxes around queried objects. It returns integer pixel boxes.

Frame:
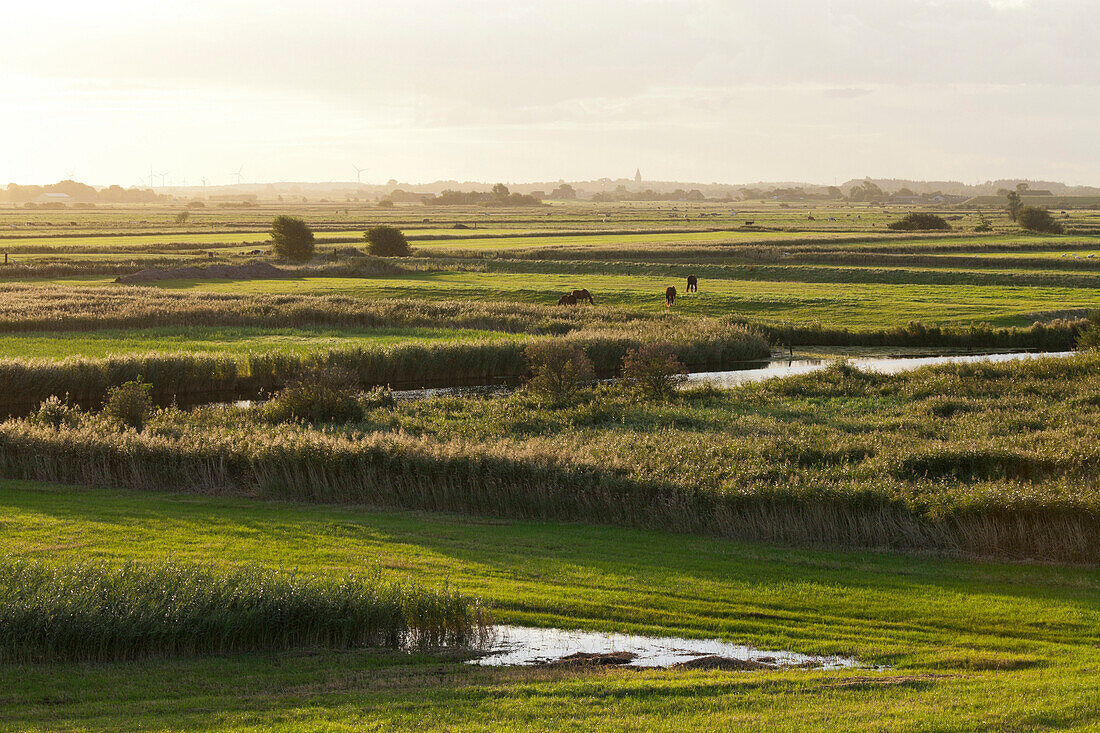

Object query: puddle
[469,625,862,670]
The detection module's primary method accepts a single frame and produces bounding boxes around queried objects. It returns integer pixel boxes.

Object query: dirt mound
[540,651,636,667]
[115,262,286,284]
[674,655,775,671]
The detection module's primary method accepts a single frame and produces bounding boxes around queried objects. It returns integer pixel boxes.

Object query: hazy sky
[2,0,1097,186]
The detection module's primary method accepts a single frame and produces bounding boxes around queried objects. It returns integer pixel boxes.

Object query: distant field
[0,325,518,360]
[43,271,1100,327]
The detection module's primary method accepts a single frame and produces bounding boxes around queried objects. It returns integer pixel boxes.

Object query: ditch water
[391,349,1075,401]
[468,625,862,670]
[204,349,1076,410]
[682,349,1076,389]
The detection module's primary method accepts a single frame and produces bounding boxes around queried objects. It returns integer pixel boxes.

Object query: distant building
[635,168,642,184]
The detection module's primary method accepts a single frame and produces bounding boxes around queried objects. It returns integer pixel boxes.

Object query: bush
[103,380,153,431]
[974,215,993,232]
[524,341,596,403]
[366,226,411,257]
[261,366,364,423]
[31,395,81,430]
[1017,206,1064,234]
[271,216,316,262]
[362,386,396,410]
[1078,312,1100,350]
[621,343,685,400]
[887,213,951,231]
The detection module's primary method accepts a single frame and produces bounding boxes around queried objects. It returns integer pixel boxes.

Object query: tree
[174,210,190,225]
[270,216,315,262]
[1005,191,1023,221]
[549,184,576,200]
[491,183,510,200]
[886,212,951,231]
[365,225,410,256]
[1017,206,1064,234]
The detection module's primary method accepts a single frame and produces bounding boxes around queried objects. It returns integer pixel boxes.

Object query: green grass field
[0,325,518,360]
[0,480,1097,731]
[55,271,1100,327]
[3,200,1100,731]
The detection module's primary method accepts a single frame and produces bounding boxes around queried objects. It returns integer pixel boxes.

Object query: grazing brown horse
[665,286,677,307]
[557,293,578,306]
[686,275,697,293]
[570,288,595,304]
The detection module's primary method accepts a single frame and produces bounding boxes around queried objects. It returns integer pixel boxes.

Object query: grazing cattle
[557,293,578,306]
[744,220,755,226]
[665,286,677,307]
[570,288,595,304]
[686,275,698,292]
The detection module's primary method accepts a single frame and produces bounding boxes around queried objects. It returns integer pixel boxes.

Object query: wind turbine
[232,166,244,185]
[201,177,208,198]
[352,164,366,184]
[158,171,170,188]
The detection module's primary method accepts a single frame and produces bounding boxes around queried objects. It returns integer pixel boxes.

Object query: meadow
[0,480,1096,731]
[1,198,1099,730]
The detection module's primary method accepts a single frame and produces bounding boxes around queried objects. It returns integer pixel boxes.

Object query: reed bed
[0,354,1097,562]
[0,318,769,409]
[730,317,1083,350]
[0,559,486,664]
[0,284,640,334]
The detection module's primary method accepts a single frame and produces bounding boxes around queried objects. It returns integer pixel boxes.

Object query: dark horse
[557,293,578,306]
[570,288,595,304]
[686,275,698,292]
[665,286,677,307]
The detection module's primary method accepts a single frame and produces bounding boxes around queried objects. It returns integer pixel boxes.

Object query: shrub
[1017,206,1064,234]
[362,386,396,410]
[271,216,316,262]
[366,226,411,257]
[31,395,81,430]
[887,212,951,231]
[103,380,153,431]
[974,215,993,232]
[1078,312,1100,350]
[377,199,395,209]
[621,343,686,400]
[524,341,596,403]
[261,366,364,423]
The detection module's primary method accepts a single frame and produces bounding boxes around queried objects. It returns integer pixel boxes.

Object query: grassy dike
[0,480,1097,731]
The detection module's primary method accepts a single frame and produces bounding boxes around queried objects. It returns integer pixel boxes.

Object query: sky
[1,0,1098,187]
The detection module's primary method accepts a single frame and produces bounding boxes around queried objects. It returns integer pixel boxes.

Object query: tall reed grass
[1,353,1097,562]
[0,559,486,663]
[0,322,769,410]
